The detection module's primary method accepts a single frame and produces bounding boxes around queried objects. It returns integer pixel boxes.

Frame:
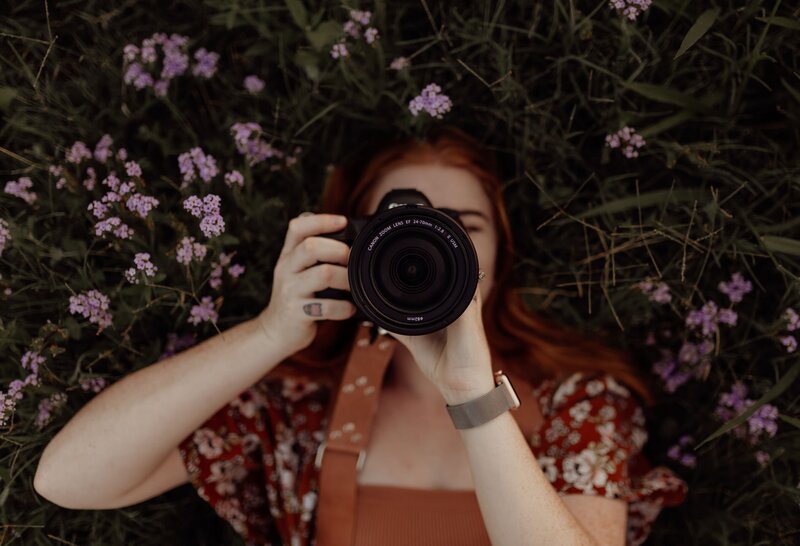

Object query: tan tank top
[352,484,492,546]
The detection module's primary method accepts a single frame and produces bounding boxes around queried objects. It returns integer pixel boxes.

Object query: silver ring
[478,270,486,282]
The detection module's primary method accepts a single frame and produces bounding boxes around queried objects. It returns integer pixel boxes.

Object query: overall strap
[314,320,398,546]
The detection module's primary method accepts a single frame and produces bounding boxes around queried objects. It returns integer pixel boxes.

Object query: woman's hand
[389,280,496,405]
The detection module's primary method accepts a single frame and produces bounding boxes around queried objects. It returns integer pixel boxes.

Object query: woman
[34,124,687,546]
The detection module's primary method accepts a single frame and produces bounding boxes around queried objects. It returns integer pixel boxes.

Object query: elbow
[33,451,79,509]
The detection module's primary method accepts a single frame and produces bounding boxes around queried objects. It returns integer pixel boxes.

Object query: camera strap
[313,320,398,546]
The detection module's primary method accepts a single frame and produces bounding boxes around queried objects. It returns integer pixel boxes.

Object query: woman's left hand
[389,282,496,405]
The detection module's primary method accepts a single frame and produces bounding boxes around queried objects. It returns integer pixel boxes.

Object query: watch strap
[446,372,520,430]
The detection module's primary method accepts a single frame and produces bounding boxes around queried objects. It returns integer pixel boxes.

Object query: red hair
[278,124,654,406]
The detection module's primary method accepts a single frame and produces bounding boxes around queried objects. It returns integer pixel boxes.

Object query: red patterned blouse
[177,369,688,546]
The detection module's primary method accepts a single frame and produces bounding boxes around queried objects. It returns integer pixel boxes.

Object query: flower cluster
[390,56,410,70]
[89,168,160,240]
[183,194,226,238]
[666,435,696,468]
[79,377,108,393]
[636,278,672,304]
[124,252,159,284]
[330,9,380,59]
[652,338,715,393]
[35,392,68,430]
[123,33,218,97]
[229,122,302,169]
[224,170,244,188]
[0,218,9,257]
[777,307,798,353]
[209,251,246,290]
[68,289,113,331]
[408,83,453,119]
[188,295,218,325]
[0,350,44,427]
[243,74,265,94]
[608,0,652,21]
[178,147,219,187]
[605,126,646,158]
[157,332,198,361]
[176,235,209,266]
[715,382,779,445]
[4,176,37,204]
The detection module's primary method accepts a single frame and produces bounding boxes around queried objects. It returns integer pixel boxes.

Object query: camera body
[314,188,479,336]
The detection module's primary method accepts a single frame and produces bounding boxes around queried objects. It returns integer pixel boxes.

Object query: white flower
[569,400,592,423]
[562,447,609,493]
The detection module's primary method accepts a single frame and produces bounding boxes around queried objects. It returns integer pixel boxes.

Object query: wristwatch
[446,370,521,429]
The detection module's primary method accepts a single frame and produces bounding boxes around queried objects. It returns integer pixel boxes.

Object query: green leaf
[573,189,706,219]
[284,0,308,29]
[0,87,17,112]
[620,81,716,111]
[306,20,342,52]
[293,49,320,82]
[695,361,800,449]
[778,414,800,429]
[674,8,720,59]
[755,16,800,31]
[760,235,800,256]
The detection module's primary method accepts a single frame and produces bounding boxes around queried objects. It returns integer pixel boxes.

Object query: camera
[314,188,479,336]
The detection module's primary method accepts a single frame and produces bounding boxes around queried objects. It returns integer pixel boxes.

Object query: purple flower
[779,335,797,353]
[178,147,218,186]
[755,450,770,465]
[4,177,37,204]
[349,9,372,25]
[68,289,113,330]
[125,160,143,178]
[605,126,646,158]
[230,122,285,166]
[243,75,265,94]
[364,27,379,45]
[35,392,68,430]
[636,279,672,304]
[176,235,208,266]
[408,83,453,119]
[715,382,780,444]
[390,56,410,70]
[224,170,244,188]
[124,252,159,284]
[343,20,361,39]
[183,194,225,238]
[188,295,218,325]
[93,134,114,163]
[125,193,160,218]
[685,300,738,337]
[608,0,652,21]
[157,332,198,361]
[66,141,93,164]
[79,377,108,393]
[782,307,799,332]
[717,272,753,304]
[192,48,219,78]
[330,40,349,59]
[94,216,134,240]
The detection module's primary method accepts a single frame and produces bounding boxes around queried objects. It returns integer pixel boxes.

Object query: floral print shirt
[178,370,688,546]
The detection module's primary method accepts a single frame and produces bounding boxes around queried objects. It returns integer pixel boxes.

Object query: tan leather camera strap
[314,320,398,546]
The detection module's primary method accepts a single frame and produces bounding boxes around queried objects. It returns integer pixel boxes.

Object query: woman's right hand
[256,212,357,356]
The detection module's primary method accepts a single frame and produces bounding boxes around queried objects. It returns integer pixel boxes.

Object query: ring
[478,270,486,282]
[299,211,315,217]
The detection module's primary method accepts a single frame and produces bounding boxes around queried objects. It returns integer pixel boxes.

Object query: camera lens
[371,229,454,314]
[394,251,431,290]
[348,205,478,335]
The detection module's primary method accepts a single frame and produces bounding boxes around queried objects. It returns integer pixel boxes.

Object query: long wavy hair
[277,124,654,406]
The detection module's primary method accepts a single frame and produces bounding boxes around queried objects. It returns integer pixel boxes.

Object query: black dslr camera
[314,188,479,336]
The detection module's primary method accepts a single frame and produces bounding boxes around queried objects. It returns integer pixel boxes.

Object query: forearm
[455,409,597,546]
[35,316,291,506]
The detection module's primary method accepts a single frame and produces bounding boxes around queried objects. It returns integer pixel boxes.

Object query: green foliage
[1,1,799,544]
